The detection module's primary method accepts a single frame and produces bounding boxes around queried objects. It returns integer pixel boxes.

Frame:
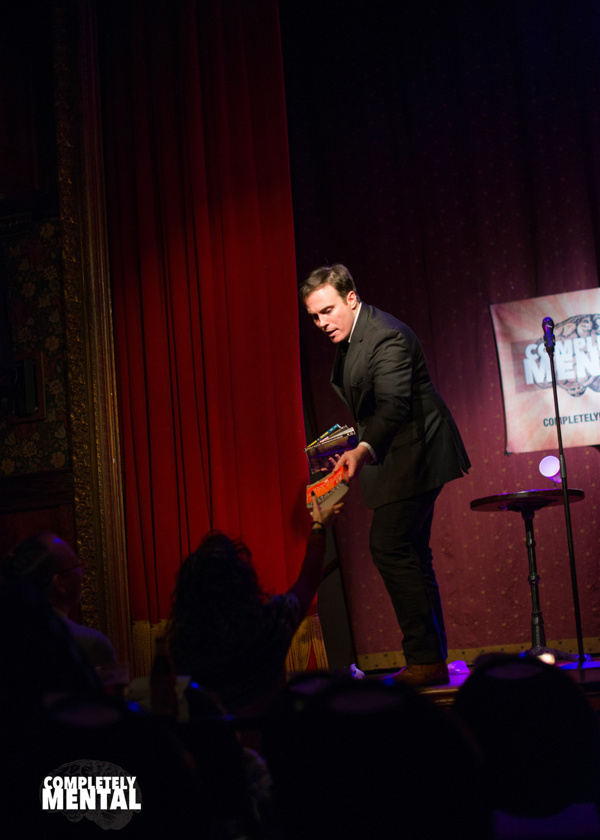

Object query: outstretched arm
[288,493,343,616]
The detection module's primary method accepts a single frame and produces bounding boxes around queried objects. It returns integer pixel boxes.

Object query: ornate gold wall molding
[53,0,131,661]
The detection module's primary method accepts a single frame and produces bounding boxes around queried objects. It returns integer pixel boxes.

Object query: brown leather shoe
[392,661,450,687]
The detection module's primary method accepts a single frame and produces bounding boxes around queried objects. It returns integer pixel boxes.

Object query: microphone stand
[543,318,585,667]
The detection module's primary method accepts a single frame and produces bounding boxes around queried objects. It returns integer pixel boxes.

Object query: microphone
[542,316,555,351]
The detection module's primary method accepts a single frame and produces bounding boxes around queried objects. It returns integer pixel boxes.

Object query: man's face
[304,285,358,344]
[44,534,83,610]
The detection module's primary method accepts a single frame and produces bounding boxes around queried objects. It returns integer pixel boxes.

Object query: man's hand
[336,444,372,480]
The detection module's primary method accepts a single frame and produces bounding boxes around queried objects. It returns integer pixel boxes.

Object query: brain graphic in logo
[41,758,142,830]
[535,313,600,397]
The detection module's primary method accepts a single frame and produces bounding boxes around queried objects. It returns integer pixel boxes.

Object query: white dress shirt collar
[348,302,362,342]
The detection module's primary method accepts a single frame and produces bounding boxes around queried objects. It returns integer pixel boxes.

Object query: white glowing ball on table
[539,455,561,483]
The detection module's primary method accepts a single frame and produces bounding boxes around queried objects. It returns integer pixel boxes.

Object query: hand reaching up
[310,491,343,528]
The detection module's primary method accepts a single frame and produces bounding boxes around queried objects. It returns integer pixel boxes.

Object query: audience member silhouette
[167,498,341,720]
[453,654,600,837]
[0,571,268,839]
[0,577,102,722]
[1,532,116,668]
[261,672,492,840]
[177,680,266,839]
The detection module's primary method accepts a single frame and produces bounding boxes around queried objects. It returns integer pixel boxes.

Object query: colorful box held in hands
[306,462,350,510]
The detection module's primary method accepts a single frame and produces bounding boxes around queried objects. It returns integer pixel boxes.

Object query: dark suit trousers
[369,486,447,665]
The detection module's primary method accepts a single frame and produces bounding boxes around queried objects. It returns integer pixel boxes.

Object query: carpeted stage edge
[358,642,600,714]
[357,636,600,673]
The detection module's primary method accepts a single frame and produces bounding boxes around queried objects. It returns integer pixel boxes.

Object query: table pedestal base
[470,489,585,663]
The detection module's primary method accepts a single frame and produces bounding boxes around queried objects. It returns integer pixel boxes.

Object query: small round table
[470,489,585,659]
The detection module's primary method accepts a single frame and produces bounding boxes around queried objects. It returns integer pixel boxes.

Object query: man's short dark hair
[298,263,359,302]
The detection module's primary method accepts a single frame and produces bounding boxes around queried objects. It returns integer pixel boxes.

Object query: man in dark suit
[300,264,470,686]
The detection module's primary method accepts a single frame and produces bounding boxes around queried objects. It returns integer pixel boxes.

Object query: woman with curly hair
[167,496,341,717]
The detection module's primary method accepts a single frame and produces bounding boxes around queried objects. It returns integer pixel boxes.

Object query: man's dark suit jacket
[331,303,470,509]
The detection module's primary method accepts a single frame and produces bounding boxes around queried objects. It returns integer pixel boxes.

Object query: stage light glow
[537,652,556,665]
[539,455,561,483]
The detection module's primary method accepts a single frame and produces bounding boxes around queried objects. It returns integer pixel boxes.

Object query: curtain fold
[98,0,309,630]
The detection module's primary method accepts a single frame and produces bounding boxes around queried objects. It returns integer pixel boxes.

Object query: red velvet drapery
[98,0,308,627]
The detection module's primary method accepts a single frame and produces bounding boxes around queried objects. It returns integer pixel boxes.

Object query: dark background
[280,0,600,665]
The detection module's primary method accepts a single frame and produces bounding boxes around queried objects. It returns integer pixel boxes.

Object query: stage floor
[414,655,600,711]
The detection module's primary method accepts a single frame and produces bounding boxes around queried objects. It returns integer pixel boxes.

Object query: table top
[470,488,585,514]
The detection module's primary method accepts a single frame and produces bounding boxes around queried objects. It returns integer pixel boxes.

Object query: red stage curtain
[97,0,308,632]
